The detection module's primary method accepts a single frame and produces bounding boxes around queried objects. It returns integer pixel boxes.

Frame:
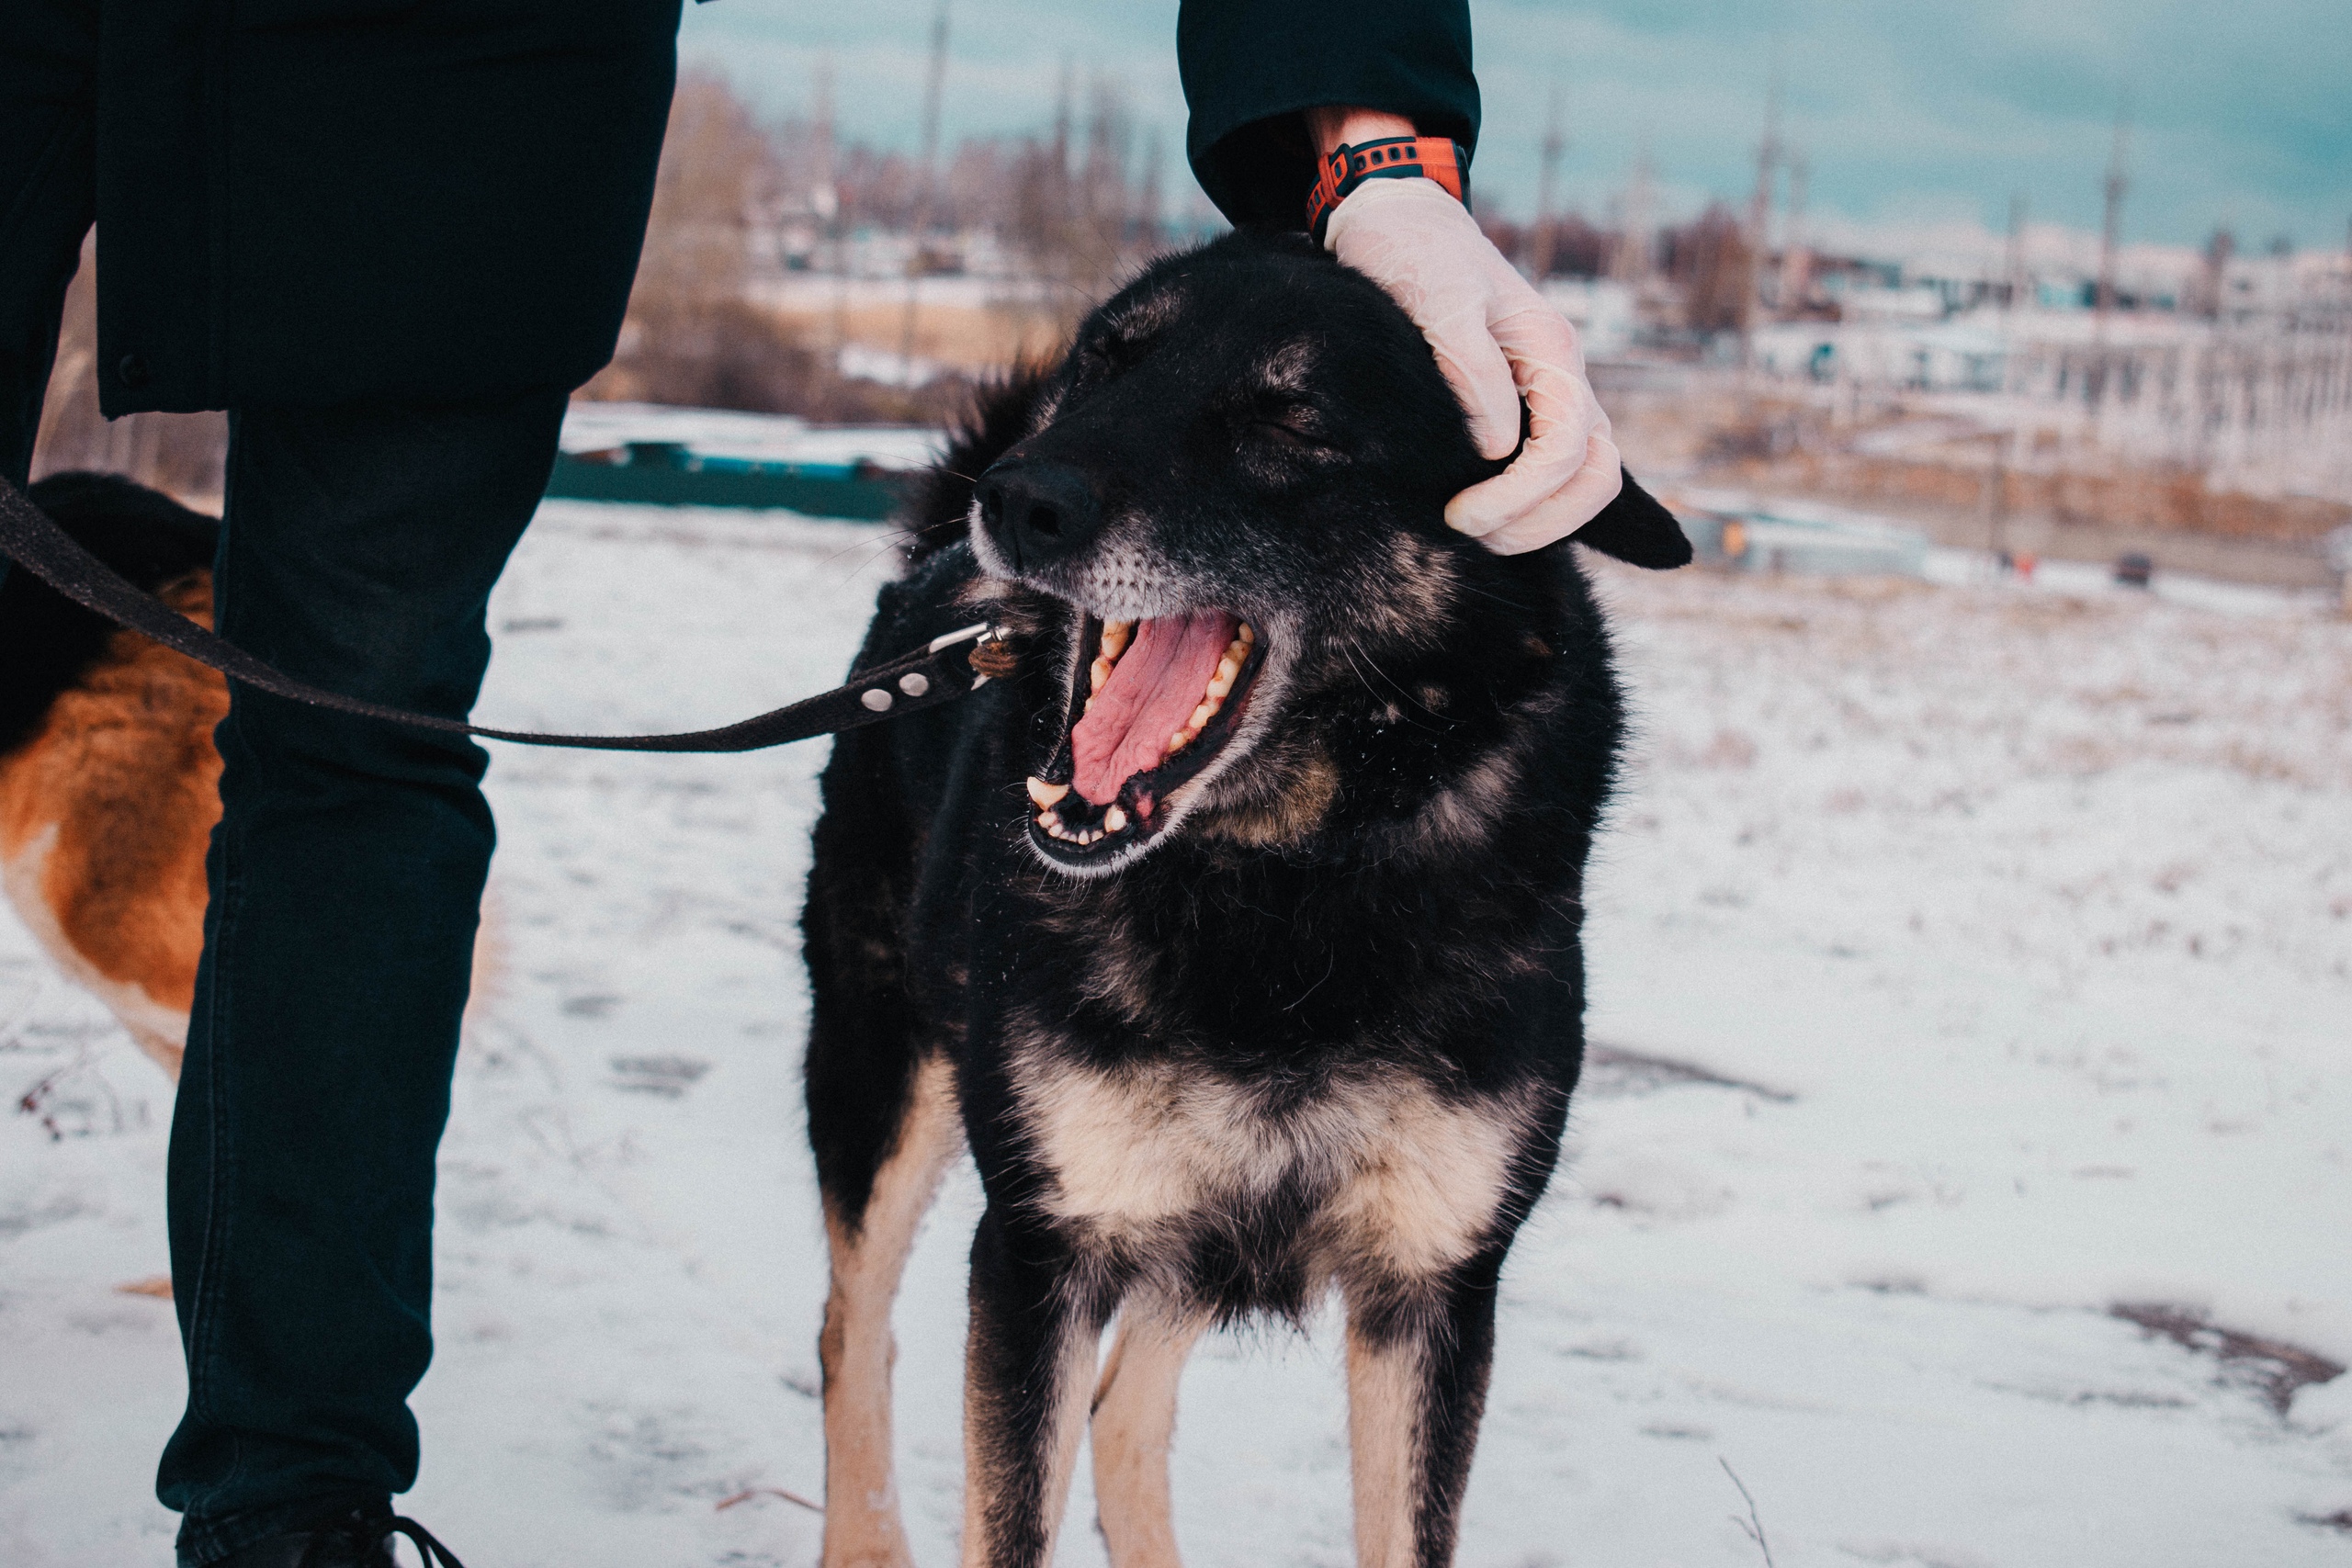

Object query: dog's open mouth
[1023,610,1265,862]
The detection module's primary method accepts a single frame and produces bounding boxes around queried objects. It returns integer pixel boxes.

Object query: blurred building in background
[28,49,2350,594]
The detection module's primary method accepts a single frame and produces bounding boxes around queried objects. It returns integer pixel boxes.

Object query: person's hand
[1316,148,1623,555]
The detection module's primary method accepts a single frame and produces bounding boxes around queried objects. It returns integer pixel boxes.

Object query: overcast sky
[680,0,2350,251]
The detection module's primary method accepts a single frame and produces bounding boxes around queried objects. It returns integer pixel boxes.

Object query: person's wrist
[1306,107,1417,161]
[1304,118,1470,246]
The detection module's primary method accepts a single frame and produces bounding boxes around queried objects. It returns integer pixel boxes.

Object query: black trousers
[3,12,573,1564]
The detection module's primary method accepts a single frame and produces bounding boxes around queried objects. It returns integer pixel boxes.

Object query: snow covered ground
[4,501,2348,1567]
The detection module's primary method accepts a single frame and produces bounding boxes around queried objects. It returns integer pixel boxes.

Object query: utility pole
[812,57,848,371]
[1740,45,1784,388]
[1612,141,1654,284]
[1781,147,1812,316]
[2090,93,2129,422]
[2094,95,2130,337]
[1051,59,1072,184]
[1530,79,1566,280]
[899,0,950,383]
[2003,192,2028,314]
[1135,126,1163,254]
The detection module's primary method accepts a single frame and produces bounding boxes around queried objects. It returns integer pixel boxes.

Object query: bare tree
[1664,204,1754,334]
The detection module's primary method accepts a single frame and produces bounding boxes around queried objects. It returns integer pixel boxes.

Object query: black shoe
[212,1506,468,1568]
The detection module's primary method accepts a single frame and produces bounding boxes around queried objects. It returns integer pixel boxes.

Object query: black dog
[802,231,1689,1568]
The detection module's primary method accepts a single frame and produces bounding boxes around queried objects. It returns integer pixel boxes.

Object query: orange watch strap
[1306,136,1469,243]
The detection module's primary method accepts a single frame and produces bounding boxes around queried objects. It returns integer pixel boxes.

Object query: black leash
[295,1513,469,1568]
[0,472,1005,752]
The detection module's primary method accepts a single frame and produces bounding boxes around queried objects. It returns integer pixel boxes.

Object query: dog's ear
[1571,469,1693,570]
[900,360,1059,564]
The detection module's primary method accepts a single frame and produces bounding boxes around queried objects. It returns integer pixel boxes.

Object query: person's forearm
[1305,107,1416,161]
[1178,0,1476,230]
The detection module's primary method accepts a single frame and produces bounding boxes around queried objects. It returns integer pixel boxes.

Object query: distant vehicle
[1668,491,1931,579]
[547,441,903,519]
[546,403,939,521]
[2114,552,2155,588]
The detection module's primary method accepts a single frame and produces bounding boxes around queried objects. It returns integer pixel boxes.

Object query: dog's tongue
[1070,611,1238,805]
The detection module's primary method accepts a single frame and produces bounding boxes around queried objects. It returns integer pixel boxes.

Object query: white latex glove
[1325,175,1623,555]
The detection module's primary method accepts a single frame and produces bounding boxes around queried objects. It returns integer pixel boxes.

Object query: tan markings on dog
[1254,339,1317,395]
[1362,535,1459,640]
[962,1314,1099,1568]
[1098,288,1182,346]
[1192,749,1339,849]
[1345,1325,1428,1568]
[1060,931,1160,1026]
[1418,747,1522,852]
[1322,1085,1526,1279]
[0,578,227,1081]
[462,883,506,1031]
[1091,1303,1209,1568]
[1012,1043,1523,1278]
[820,1054,962,1568]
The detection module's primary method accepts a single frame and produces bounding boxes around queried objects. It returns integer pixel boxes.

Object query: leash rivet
[862,689,894,711]
[899,671,931,697]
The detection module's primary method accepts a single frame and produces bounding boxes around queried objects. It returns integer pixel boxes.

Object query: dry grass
[2111,1303,2346,1416]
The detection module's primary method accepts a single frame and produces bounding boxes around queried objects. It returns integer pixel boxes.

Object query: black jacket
[17,0,1475,416]
[1181,0,1477,231]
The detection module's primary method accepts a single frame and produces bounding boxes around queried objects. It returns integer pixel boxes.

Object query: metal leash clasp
[927,621,1012,687]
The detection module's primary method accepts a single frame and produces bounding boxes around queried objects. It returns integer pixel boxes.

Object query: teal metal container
[546,441,904,520]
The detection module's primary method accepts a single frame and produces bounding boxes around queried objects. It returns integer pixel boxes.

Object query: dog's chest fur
[950,700,1580,1316]
[1007,1036,1533,1284]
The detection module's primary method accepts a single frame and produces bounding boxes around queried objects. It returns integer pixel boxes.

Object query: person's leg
[158,390,567,1567]
[0,0,97,487]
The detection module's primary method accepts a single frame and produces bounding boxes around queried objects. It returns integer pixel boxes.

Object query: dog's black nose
[975,460,1102,572]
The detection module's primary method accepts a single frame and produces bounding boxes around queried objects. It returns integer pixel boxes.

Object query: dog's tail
[1,471,220,755]
[898,360,1057,565]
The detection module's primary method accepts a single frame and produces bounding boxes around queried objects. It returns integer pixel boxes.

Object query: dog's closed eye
[1249,404,1343,456]
[1254,416,1323,449]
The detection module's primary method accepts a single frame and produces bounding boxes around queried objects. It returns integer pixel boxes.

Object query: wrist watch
[1306,135,1471,243]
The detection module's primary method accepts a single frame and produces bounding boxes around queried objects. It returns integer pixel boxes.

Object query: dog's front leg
[820,1055,961,1568]
[960,1205,1106,1568]
[1344,1251,1508,1568]
[1090,1303,1209,1567]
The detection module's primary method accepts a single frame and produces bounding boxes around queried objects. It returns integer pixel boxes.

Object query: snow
[4,501,2348,1566]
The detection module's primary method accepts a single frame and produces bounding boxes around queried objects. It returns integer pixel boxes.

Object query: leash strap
[0,471,999,754]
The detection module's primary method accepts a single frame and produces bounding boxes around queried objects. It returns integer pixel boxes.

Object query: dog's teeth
[1167,728,1195,754]
[1187,701,1216,730]
[1028,776,1070,808]
[1103,805,1128,833]
[1090,656,1114,694]
[1039,809,1062,831]
[1101,621,1133,658]
[1238,623,1254,645]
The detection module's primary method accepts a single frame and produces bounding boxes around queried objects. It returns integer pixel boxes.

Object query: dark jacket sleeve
[1177,0,1477,231]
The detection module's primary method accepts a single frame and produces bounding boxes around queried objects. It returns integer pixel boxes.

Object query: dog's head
[956,231,1687,874]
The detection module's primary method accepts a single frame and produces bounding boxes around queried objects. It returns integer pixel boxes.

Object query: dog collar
[1306,135,1470,245]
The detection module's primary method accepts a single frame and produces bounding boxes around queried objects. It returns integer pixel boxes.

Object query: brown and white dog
[1,473,226,1079]
[0,473,499,1083]
[801,232,1690,1568]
